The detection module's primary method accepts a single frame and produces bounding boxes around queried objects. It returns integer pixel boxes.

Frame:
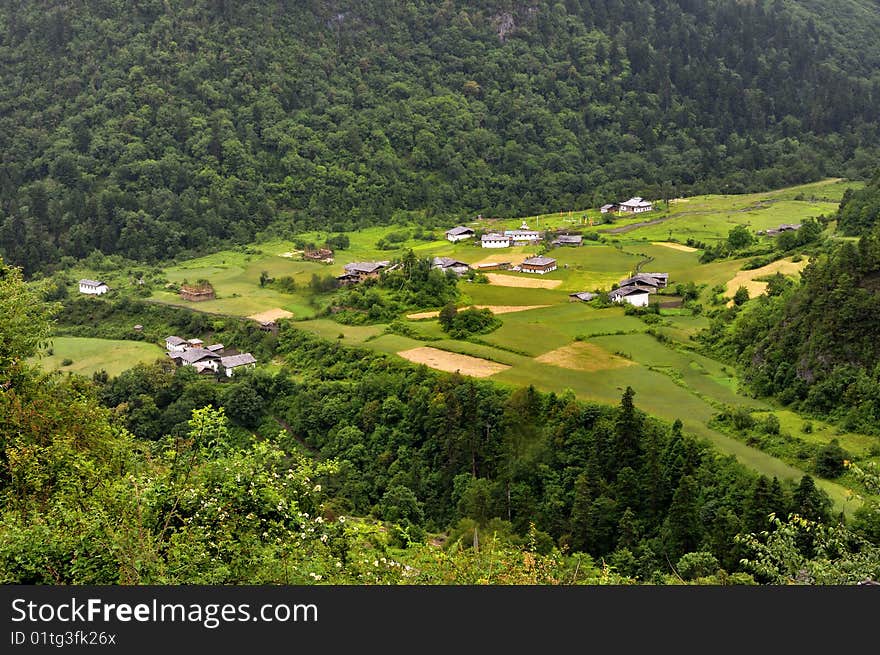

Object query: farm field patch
[725,257,810,303]
[34,337,165,378]
[397,347,511,377]
[485,273,563,289]
[534,342,636,372]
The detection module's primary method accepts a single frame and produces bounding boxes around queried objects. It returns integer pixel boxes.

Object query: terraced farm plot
[476,304,645,356]
[535,342,635,372]
[725,257,809,304]
[34,337,165,377]
[397,347,510,377]
[485,273,563,289]
[249,308,294,322]
[406,305,549,319]
[652,241,698,252]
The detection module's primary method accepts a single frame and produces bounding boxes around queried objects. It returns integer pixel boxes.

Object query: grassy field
[34,337,165,377]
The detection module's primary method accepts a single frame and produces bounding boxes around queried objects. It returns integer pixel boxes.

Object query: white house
[221,353,257,377]
[445,226,475,242]
[609,285,651,307]
[79,279,109,295]
[600,204,617,214]
[618,197,653,214]
[503,229,542,245]
[432,257,471,275]
[165,336,188,353]
[481,233,512,248]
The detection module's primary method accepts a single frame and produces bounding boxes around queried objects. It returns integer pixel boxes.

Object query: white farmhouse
[445,226,475,242]
[79,279,109,295]
[618,197,653,214]
[221,353,257,377]
[609,285,652,307]
[481,233,511,248]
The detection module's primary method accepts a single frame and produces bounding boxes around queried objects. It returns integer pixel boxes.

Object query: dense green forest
[3,0,880,273]
[838,171,880,234]
[700,217,880,434]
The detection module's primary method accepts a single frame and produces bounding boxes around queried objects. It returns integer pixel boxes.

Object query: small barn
[180,281,215,302]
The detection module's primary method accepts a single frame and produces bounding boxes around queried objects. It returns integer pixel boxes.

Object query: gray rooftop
[609,285,653,300]
[79,279,106,287]
[343,261,390,274]
[221,353,257,368]
[522,256,557,266]
[570,292,597,301]
[619,274,663,288]
[446,226,475,236]
[432,257,469,268]
[175,348,221,364]
[165,336,187,346]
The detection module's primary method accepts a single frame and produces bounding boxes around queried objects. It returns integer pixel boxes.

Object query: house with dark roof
[763,223,803,236]
[521,256,557,274]
[337,261,391,284]
[445,226,475,242]
[552,234,583,246]
[640,272,669,287]
[432,257,471,275]
[609,285,652,307]
[79,279,109,295]
[618,274,664,289]
[220,353,257,377]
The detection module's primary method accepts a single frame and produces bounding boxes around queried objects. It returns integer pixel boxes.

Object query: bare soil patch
[397,347,510,378]
[406,305,550,320]
[248,308,295,322]
[485,273,562,289]
[652,241,698,252]
[535,342,636,372]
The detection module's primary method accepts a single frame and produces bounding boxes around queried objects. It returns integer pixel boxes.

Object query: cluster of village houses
[164,336,257,377]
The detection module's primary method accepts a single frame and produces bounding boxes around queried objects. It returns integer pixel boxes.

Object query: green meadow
[34,337,165,378]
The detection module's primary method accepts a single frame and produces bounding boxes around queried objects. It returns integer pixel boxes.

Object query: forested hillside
[701,218,880,433]
[2,0,879,273]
